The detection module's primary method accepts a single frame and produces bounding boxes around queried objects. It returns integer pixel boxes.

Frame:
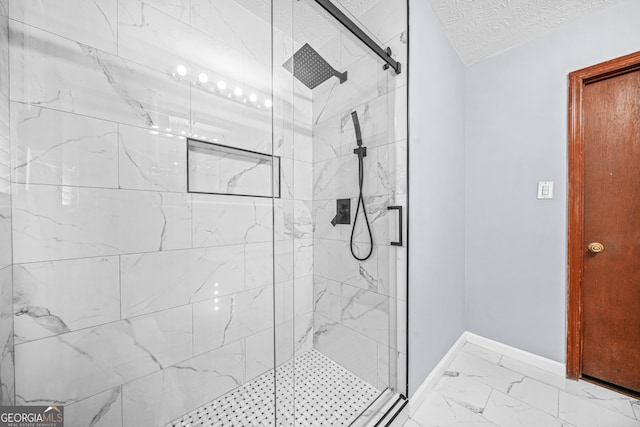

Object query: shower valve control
[331,199,351,227]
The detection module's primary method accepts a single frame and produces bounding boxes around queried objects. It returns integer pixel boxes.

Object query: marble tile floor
[167,349,381,426]
[403,342,640,427]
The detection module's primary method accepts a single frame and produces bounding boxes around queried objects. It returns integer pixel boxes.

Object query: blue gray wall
[409,0,640,396]
[465,0,640,363]
[408,0,466,397]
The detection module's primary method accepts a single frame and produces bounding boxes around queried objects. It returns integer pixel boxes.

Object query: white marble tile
[434,370,493,415]
[508,376,560,417]
[632,401,640,420]
[122,341,245,426]
[411,391,498,427]
[121,245,244,318]
[193,286,273,355]
[358,0,407,45]
[291,200,313,239]
[314,313,378,386]
[562,380,639,420]
[448,351,527,395]
[244,242,274,290]
[313,198,344,241]
[313,116,342,163]
[313,154,357,201]
[15,305,192,405]
[10,21,190,133]
[0,194,10,269]
[189,83,273,156]
[0,1,6,18]
[314,238,379,292]
[341,94,391,152]
[312,52,381,125]
[140,0,190,23]
[10,0,117,54]
[293,159,313,200]
[191,194,272,247]
[65,387,122,427]
[314,276,341,322]
[245,327,274,381]
[11,104,119,188]
[12,184,191,263]
[558,391,639,427]
[341,283,389,344]
[0,265,14,405]
[274,240,294,283]
[498,355,568,390]
[484,390,564,427]
[293,120,313,163]
[294,238,313,279]
[294,312,314,354]
[293,275,313,318]
[119,124,187,192]
[190,0,271,67]
[13,257,120,343]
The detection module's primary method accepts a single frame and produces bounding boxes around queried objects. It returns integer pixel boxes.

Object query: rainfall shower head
[283,43,347,90]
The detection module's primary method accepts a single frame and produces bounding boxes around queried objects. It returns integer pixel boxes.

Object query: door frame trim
[567,50,640,379]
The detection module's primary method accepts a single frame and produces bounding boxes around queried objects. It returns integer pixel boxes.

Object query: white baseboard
[464,332,565,377]
[409,331,566,415]
[408,332,468,416]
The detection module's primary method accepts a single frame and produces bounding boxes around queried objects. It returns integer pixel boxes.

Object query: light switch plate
[537,181,553,199]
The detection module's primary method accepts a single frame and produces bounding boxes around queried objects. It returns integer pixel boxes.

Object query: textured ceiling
[427,0,625,65]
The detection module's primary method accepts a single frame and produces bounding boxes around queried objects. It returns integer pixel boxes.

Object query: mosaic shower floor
[167,349,381,427]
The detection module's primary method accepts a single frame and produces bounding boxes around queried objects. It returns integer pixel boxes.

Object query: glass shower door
[273,0,408,424]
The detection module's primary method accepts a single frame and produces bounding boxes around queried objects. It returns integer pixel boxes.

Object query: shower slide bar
[314,0,402,74]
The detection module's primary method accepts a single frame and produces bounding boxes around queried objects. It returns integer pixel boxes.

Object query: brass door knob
[587,242,605,253]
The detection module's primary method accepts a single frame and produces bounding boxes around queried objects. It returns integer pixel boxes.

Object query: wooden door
[568,52,640,395]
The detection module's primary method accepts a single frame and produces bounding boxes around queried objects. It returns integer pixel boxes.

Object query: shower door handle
[387,205,403,247]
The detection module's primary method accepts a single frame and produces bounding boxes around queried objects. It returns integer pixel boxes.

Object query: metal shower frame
[314,0,402,74]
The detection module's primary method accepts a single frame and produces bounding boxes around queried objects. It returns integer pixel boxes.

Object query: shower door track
[314,0,402,74]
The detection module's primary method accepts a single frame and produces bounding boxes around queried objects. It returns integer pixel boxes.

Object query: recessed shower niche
[187,139,281,198]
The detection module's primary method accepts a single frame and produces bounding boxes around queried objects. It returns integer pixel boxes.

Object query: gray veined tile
[14,305,192,405]
[558,391,640,427]
[193,286,273,355]
[0,265,14,405]
[433,370,493,416]
[122,341,245,427]
[64,387,122,427]
[498,355,568,389]
[10,104,119,189]
[139,0,190,23]
[313,276,341,322]
[483,390,565,427]
[506,376,559,418]
[118,124,187,192]
[11,184,191,263]
[190,0,271,67]
[341,283,389,344]
[448,351,527,395]
[120,245,245,318]
[10,0,117,54]
[562,380,639,421]
[411,391,498,427]
[9,21,190,132]
[632,401,640,420]
[13,257,120,343]
[191,194,273,247]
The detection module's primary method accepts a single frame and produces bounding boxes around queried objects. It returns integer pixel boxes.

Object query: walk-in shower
[0,0,408,425]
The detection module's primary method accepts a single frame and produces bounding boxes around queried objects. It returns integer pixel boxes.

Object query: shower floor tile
[167,349,381,427]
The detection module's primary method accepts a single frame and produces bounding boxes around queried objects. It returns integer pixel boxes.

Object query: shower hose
[350,111,374,261]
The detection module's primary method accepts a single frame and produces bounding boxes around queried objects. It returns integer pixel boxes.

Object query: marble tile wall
[0,6,14,406]
[310,0,408,394]
[6,0,314,425]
